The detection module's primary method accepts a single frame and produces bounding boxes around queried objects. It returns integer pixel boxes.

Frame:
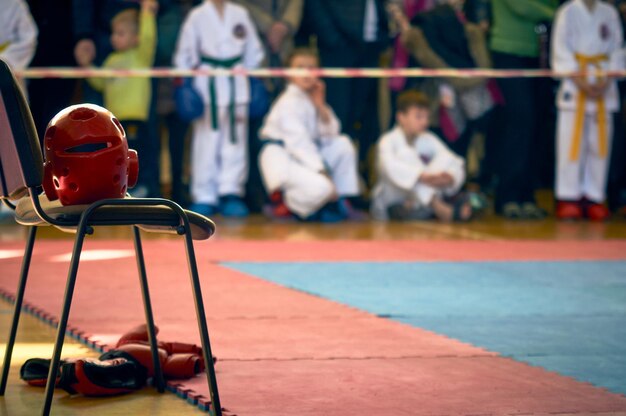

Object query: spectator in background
[388,0,436,119]
[0,0,37,93]
[174,0,264,218]
[234,0,303,88]
[389,0,499,160]
[74,0,168,199]
[85,0,159,197]
[464,0,491,31]
[152,0,200,204]
[27,0,76,141]
[551,0,623,221]
[371,90,470,222]
[606,0,626,216]
[73,0,139,104]
[489,0,558,219]
[302,0,389,178]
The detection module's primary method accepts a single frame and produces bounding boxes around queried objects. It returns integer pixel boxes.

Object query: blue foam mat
[224,261,626,395]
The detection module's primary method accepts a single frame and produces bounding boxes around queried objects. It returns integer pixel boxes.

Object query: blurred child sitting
[258,47,361,222]
[84,0,158,197]
[371,91,471,222]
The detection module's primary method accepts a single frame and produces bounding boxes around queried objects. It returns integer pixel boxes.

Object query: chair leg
[41,227,87,416]
[0,226,37,395]
[132,226,165,392]
[182,230,222,416]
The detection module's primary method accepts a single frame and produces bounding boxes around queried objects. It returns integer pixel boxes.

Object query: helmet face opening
[64,142,112,154]
[42,104,139,206]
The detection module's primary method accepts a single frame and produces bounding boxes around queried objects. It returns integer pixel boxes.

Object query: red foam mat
[2,239,626,262]
[199,239,626,261]
[1,239,626,414]
[205,357,626,416]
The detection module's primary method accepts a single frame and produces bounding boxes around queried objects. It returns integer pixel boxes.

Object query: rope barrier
[16,67,626,79]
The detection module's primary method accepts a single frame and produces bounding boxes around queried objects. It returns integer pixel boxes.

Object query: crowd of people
[2,0,626,223]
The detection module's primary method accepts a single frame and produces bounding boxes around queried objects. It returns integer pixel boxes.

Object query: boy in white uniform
[551,0,624,221]
[0,0,37,93]
[258,48,360,221]
[371,91,471,222]
[0,0,36,221]
[0,0,37,71]
[174,0,264,217]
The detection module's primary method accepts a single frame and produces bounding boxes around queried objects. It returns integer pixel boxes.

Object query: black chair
[0,59,222,416]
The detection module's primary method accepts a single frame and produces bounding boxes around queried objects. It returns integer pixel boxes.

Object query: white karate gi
[0,0,35,217]
[259,84,359,218]
[0,0,37,93]
[551,0,624,202]
[174,1,264,204]
[371,127,465,220]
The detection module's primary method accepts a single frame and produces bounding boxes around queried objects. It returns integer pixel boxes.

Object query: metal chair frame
[0,59,222,416]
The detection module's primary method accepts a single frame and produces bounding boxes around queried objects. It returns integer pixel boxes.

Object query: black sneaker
[501,202,522,219]
[520,202,547,220]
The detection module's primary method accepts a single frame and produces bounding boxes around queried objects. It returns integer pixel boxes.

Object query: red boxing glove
[159,341,202,356]
[112,324,216,379]
[106,343,168,377]
[116,324,160,347]
[159,342,217,368]
[163,353,204,379]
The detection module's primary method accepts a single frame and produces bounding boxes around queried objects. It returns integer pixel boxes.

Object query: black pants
[244,115,269,213]
[491,51,543,210]
[320,43,381,179]
[608,103,626,210]
[28,78,76,142]
[160,112,190,205]
[121,120,151,192]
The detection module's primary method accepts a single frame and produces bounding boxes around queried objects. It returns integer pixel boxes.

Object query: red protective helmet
[42,104,139,206]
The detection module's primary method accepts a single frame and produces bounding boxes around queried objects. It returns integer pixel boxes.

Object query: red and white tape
[15,66,626,79]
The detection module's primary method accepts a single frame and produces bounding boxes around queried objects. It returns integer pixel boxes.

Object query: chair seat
[15,194,215,240]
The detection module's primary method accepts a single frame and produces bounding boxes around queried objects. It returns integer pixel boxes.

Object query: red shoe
[269,190,282,204]
[585,203,610,222]
[272,202,292,218]
[267,191,293,219]
[556,201,583,220]
[116,324,158,347]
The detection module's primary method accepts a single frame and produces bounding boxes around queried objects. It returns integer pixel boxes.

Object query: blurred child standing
[0,0,37,92]
[0,0,37,221]
[174,0,264,217]
[86,0,159,197]
[551,0,624,221]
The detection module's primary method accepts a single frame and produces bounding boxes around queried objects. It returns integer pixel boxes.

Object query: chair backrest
[0,59,44,200]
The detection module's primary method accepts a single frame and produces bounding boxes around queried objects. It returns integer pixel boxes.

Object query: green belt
[200,55,242,144]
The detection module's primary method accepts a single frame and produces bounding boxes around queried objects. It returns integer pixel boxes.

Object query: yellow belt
[0,41,9,53]
[571,53,609,161]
